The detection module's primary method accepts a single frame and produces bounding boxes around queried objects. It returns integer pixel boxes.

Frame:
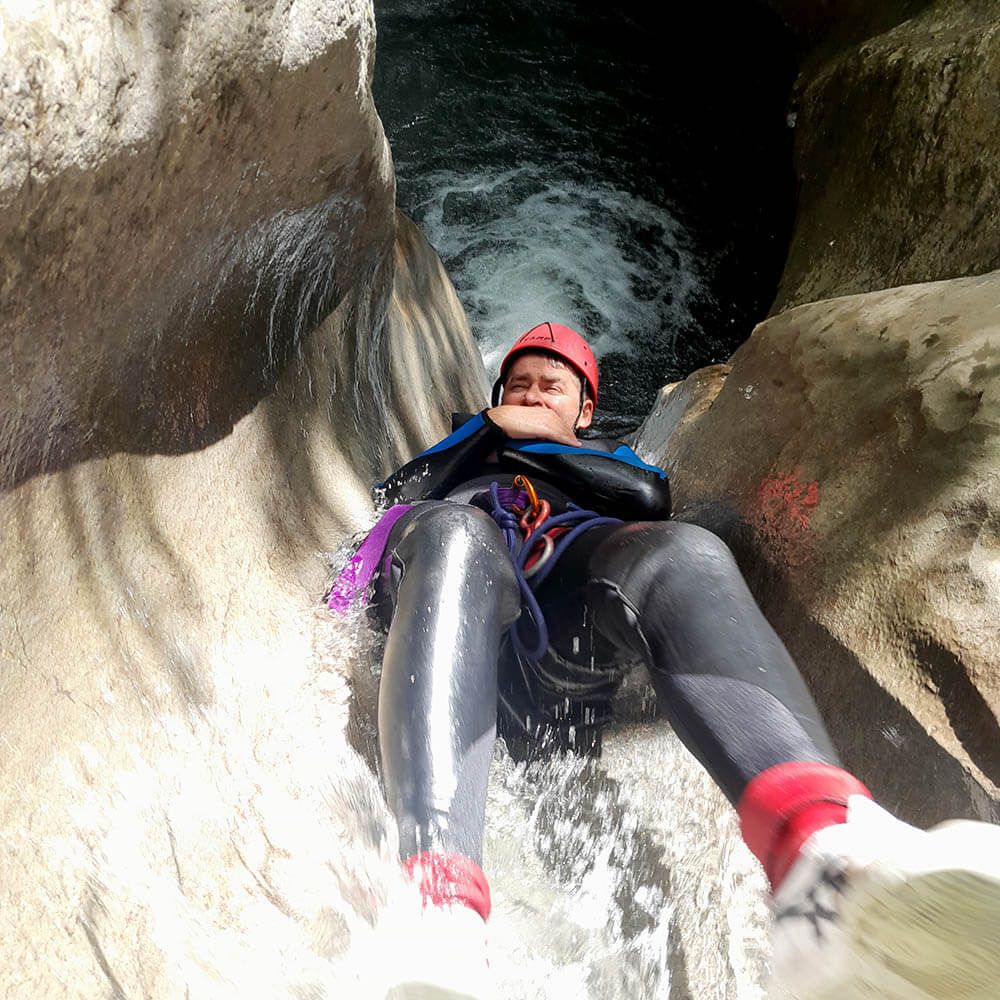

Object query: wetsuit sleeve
[497,442,671,521]
[377,410,506,505]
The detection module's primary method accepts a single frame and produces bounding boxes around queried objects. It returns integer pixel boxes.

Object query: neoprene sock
[402,851,492,920]
[737,761,873,890]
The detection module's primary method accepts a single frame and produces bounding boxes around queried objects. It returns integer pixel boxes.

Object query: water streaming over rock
[373,0,795,436]
[322,524,771,999]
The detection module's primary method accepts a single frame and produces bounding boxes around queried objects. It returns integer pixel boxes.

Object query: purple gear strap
[327,504,414,613]
[496,487,528,511]
[326,488,529,615]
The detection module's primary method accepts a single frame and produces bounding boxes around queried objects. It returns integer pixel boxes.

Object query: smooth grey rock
[0,0,488,993]
[764,0,1000,310]
[635,272,1000,829]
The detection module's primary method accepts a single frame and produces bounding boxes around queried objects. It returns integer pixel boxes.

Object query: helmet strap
[574,373,586,429]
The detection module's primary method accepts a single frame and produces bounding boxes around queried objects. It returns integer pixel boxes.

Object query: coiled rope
[487,479,621,661]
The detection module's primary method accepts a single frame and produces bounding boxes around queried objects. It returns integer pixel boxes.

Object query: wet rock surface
[765,0,1000,309]
[634,272,1000,825]
[0,0,486,991]
[1,0,392,488]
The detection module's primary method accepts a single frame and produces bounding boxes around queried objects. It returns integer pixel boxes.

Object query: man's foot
[380,851,493,1000]
[771,795,1000,999]
[382,901,492,1000]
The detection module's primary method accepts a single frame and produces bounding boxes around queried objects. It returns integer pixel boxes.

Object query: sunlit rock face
[1,0,394,487]
[634,272,1000,827]
[0,1,486,994]
[628,0,1000,861]
[763,0,1000,310]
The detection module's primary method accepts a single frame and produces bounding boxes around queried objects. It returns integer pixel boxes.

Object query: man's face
[501,351,594,432]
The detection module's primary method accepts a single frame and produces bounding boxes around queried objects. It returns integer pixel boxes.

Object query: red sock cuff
[402,851,492,920]
[737,762,872,890]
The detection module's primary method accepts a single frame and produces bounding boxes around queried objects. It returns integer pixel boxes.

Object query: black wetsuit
[372,410,840,864]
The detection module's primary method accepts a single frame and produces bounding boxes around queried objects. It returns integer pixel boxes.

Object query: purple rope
[488,483,621,661]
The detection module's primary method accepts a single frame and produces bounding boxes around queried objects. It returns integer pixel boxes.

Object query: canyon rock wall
[630,2,1000,838]
[0,2,486,995]
[765,0,1000,310]
[636,272,1000,825]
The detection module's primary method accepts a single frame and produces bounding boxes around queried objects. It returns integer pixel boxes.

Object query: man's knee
[590,520,741,596]
[397,502,503,554]
[393,503,521,623]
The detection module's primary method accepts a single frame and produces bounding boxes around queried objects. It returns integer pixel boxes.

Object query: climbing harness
[327,474,621,665]
[485,474,621,662]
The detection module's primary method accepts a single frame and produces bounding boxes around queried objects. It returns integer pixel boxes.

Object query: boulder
[1,0,393,487]
[625,364,730,456]
[764,0,1000,310]
[0,0,488,992]
[633,271,1000,827]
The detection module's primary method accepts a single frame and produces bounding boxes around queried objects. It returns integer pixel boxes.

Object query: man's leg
[374,502,519,905]
[566,520,852,876]
[572,519,1000,999]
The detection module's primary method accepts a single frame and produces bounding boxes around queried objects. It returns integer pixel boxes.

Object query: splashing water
[479,724,771,999]
[318,526,772,998]
[413,166,707,380]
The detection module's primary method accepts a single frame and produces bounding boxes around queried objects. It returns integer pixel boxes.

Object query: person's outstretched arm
[497,441,671,521]
[377,410,507,505]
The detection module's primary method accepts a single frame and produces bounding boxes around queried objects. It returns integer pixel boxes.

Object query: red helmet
[493,322,599,405]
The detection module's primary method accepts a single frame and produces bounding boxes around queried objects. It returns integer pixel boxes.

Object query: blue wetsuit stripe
[414,412,488,457]
[513,441,667,478]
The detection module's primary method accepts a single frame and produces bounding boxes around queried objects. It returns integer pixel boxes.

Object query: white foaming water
[35,583,400,999]
[481,726,771,999]
[409,165,709,375]
[483,749,675,998]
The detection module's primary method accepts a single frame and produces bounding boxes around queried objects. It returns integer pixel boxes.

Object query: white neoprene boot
[770,795,1000,1000]
[382,901,493,1000]
[380,851,494,1000]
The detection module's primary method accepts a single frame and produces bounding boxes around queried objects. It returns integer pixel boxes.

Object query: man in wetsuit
[360,322,1000,1000]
